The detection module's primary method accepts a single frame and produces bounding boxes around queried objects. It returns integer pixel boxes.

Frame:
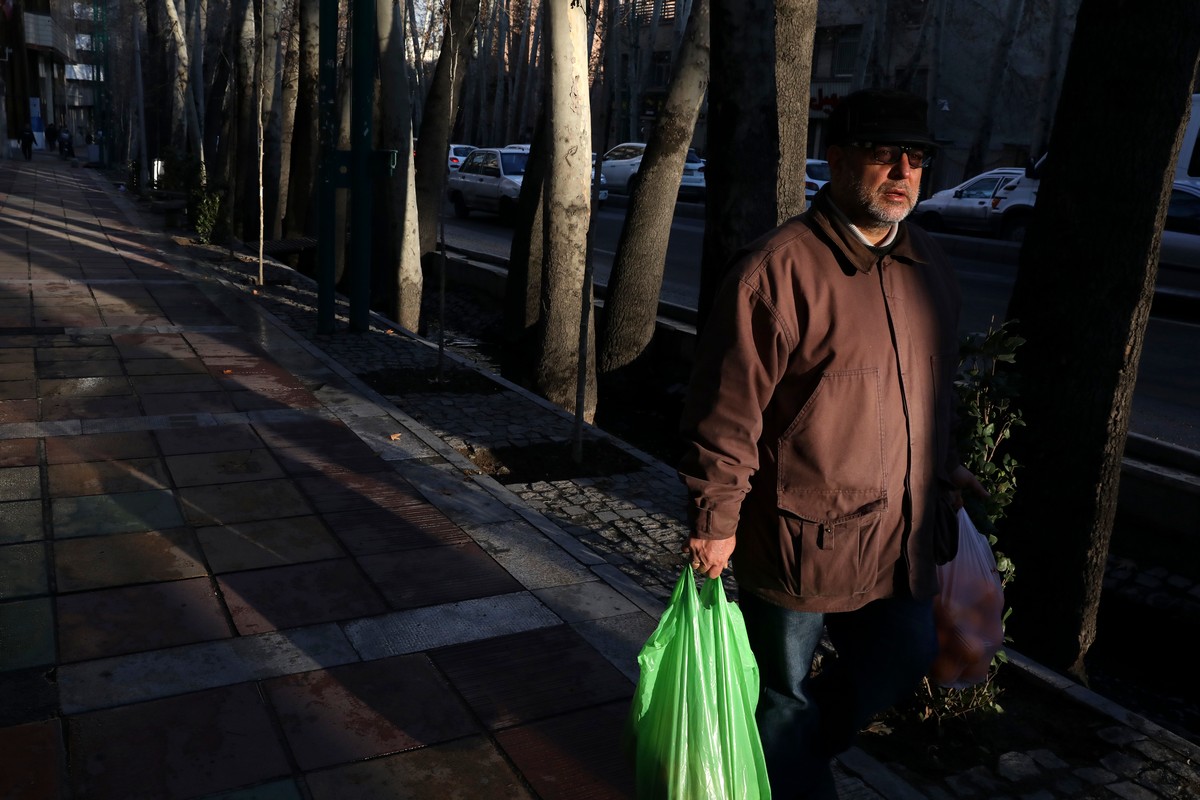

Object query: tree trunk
[535,0,594,419]
[697,0,815,334]
[162,0,205,159]
[501,108,549,384]
[1000,0,1200,678]
[774,0,816,220]
[407,0,429,126]
[276,2,300,227]
[488,1,509,145]
[962,0,1026,178]
[515,3,543,143]
[505,0,534,144]
[415,0,480,262]
[283,0,319,238]
[597,0,709,380]
[233,0,260,242]
[261,0,285,239]
[378,0,423,330]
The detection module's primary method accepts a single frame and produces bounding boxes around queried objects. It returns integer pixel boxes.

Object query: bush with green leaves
[915,320,1024,722]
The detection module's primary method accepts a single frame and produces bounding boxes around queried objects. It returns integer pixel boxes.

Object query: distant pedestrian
[45,122,57,153]
[19,125,35,160]
[59,127,73,158]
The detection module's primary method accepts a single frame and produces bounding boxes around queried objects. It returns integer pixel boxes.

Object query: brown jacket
[679,190,961,612]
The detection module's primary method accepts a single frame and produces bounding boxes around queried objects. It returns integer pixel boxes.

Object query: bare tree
[1000,0,1200,678]
[415,0,481,263]
[283,0,319,238]
[260,0,286,239]
[276,0,300,228]
[697,0,816,332]
[597,0,709,381]
[962,0,1027,178]
[161,0,205,160]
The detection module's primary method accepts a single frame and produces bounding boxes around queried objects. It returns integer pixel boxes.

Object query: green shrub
[916,320,1024,722]
[190,189,224,244]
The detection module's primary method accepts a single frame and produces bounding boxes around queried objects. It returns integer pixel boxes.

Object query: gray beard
[849,175,918,225]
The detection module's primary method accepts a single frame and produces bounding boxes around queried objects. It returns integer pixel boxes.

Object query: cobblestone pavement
[10,157,1195,798]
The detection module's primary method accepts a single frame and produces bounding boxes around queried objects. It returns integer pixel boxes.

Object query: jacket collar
[804,187,929,274]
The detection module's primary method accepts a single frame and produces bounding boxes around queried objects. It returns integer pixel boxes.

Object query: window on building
[832,29,860,77]
[76,33,92,51]
[651,51,671,87]
[634,0,676,24]
[73,2,91,17]
[67,64,95,81]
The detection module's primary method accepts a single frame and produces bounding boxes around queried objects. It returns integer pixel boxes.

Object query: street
[439,201,1200,451]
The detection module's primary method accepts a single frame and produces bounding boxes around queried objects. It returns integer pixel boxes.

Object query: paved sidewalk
[1,154,1198,799]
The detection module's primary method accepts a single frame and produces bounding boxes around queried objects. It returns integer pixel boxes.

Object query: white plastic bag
[929,507,1005,688]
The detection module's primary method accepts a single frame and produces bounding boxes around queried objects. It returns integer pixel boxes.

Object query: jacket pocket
[778,503,886,597]
[775,367,887,521]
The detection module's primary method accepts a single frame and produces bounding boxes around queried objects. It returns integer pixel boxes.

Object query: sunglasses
[850,142,935,169]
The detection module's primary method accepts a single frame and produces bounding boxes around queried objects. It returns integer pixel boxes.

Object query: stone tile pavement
[1,153,1198,798]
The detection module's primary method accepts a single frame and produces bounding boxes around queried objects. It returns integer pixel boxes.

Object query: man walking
[679,88,986,798]
[19,124,35,160]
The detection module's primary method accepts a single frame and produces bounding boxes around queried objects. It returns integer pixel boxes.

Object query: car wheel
[452,194,470,219]
[499,197,517,223]
[1003,217,1028,242]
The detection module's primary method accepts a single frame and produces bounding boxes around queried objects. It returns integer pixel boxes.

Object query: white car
[805,159,831,202]
[447,144,476,171]
[600,142,706,201]
[446,146,530,219]
[913,168,1027,236]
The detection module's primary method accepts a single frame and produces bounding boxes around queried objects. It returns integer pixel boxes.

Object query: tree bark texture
[378,0,423,331]
[1000,0,1200,678]
[536,0,595,420]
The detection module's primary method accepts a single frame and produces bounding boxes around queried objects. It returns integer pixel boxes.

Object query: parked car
[805,159,831,202]
[446,145,607,219]
[1162,180,1200,270]
[447,144,476,171]
[446,146,531,219]
[599,143,706,201]
[913,168,1027,236]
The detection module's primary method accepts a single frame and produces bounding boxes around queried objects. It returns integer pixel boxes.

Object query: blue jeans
[739,591,937,799]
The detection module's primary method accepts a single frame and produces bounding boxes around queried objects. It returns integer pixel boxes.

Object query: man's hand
[685,535,736,579]
[949,464,989,509]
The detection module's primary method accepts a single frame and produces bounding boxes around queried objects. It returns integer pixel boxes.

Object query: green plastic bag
[625,569,771,799]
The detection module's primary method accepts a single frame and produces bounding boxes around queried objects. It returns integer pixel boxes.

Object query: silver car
[600,142,706,201]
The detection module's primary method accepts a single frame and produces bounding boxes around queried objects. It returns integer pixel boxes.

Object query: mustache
[879,181,915,199]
